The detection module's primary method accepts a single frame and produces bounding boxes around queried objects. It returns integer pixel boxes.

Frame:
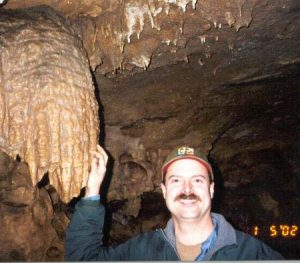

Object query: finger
[99,149,108,165]
[90,156,99,174]
[90,150,106,171]
[90,150,99,157]
[96,145,109,164]
[90,150,105,163]
[91,156,98,168]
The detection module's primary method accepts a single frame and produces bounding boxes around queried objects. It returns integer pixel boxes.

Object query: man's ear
[210,182,214,199]
[161,182,166,199]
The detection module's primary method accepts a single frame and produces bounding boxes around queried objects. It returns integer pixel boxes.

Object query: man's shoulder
[235,229,268,246]
[234,229,284,259]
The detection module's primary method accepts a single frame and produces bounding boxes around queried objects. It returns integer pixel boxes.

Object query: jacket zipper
[160,229,181,260]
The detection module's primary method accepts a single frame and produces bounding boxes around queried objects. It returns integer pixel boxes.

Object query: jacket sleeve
[256,240,284,260]
[235,231,284,260]
[65,198,144,261]
[65,198,106,261]
[65,198,168,261]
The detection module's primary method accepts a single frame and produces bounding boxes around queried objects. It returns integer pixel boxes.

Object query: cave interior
[0,0,299,261]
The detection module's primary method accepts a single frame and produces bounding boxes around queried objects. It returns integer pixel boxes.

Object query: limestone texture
[4,0,259,72]
[0,151,68,261]
[0,6,99,203]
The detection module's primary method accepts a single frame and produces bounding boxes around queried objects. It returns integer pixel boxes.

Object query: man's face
[161,159,214,221]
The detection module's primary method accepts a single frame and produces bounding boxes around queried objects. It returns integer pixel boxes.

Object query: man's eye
[171,178,180,183]
[194,178,203,183]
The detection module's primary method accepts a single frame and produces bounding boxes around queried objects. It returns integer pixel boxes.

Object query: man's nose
[182,180,192,194]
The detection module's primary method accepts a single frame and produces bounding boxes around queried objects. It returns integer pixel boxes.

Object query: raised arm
[65,146,159,261]
[65,145,109,260]
[85,145,108,197]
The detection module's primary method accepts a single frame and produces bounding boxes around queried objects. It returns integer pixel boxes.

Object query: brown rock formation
[0,151,67,261]
[0,6,99,203]
[3,0,259,72]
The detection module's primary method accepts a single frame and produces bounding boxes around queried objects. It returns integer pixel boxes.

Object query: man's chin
[178,213,201,221]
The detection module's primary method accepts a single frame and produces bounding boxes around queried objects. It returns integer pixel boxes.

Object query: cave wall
[97,59,300,259]
[0,0,299,260]
[0,151,68,261]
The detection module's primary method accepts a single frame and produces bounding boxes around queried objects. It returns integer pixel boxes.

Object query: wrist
[84,195,100,201]
[85,188,100,197]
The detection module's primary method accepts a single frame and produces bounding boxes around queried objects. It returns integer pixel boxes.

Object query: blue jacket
[65,198,283,261]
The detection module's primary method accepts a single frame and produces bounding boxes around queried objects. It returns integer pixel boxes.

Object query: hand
[85,145,108,197]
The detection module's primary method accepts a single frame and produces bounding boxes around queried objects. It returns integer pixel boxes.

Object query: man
[65,145,283,260]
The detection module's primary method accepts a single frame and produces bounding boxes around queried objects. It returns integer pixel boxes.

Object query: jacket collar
[163,213,237,260]
[203,213,237,260]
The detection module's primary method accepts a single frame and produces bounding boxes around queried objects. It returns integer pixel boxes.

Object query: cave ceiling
[3,0,299,75]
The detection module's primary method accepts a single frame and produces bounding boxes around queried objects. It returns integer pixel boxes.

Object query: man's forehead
[164,172,211,184]
[166,173,208,179]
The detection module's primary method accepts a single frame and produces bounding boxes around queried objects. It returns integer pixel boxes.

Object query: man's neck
[173,213,214,246]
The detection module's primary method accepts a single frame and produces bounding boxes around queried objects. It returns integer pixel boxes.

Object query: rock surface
[0,151,68,261]
[5,0,298,75]
[0,0,299,260]
[0,6,99,203]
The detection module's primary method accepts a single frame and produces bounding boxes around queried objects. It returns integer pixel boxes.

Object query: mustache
[174,193,201,202]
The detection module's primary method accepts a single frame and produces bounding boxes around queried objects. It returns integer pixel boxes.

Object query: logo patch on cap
[177,146,194,156]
